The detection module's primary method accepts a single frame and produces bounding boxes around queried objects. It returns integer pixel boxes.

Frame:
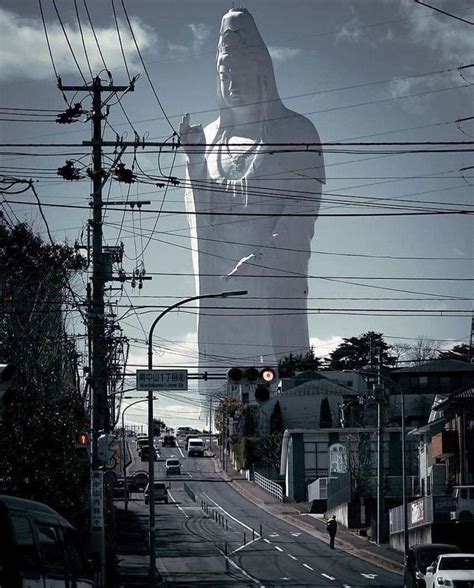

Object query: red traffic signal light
[75,432,89,446]
[227,367,276,384]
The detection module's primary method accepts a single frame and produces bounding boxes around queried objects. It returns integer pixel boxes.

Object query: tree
[153,418,166,435]
[403,336,444,365]
[278,347,321,377]
[270,401,284,434]
[214,395,246,433]
[438,343,471,362]
[326,331,397,370]
[0,223,88,521]
[319,397,333,428]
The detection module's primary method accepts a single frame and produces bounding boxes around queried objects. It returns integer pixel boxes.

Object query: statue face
[218,55,260,108]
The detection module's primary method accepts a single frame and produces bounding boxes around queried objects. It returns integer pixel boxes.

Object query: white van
[187,438,205,457]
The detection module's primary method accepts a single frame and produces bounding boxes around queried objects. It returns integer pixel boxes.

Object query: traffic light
[97,433,117,464]
[227,367,278,403]
[74,432,90,464]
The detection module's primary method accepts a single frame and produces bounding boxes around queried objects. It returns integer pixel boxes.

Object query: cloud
[335,18,364,44]
[310,335,344,358]
[268,46,303,62]
[188,23,210,47]
[0,8,157,81]
[404,0,474,64]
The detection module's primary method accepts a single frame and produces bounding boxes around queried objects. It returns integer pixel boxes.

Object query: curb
[229,479,404,576]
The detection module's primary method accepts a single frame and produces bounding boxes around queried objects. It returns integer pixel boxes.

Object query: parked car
[162,434,176,447]
[425,554,474,588]
[165,458,181,475]
[451,485,474,521]
[404,544,460,588]
[144,482,168,504]
[0,494,94,587]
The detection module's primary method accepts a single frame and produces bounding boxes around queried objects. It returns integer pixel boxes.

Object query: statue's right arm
[179,113,205,165]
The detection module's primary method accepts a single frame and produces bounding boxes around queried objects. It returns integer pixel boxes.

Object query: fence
[254,471,284,502]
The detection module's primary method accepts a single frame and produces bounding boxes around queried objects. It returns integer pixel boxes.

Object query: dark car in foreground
[404,543,460,587]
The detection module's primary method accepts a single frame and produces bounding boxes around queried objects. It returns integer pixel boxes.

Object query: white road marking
[303,564,314,571]
[288,554,297,561]
[290,532,301,537]
[275,546,283,552]
[361,573,377,579]
[321,573,335,580]
[264,538,271,544]
[167,490,188,518]
[177,446,185,458]
[222,549,262,586]
[203,492,260,536]
[269,533,279,537]
[229,536,262,555]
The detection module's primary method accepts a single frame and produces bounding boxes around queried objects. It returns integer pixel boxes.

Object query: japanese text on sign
[90,470,104,530]
[136,369,188,391]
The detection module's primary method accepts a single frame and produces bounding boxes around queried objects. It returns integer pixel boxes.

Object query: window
[10,514,41,573]
[242,392,249,404]
[36,524,66,573]
[62,528,86,575]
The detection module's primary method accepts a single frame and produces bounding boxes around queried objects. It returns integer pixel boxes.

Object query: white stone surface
[180,8,325,372]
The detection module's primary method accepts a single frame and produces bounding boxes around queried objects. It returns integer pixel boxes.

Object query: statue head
[215,8,283,129]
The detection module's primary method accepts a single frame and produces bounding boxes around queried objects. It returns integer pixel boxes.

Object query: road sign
[136,369,188,391]
[90,470,104,531]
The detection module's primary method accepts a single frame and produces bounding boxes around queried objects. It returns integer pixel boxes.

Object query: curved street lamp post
[146,290,247,585]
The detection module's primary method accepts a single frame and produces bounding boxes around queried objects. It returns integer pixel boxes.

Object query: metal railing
[254,471,284,502]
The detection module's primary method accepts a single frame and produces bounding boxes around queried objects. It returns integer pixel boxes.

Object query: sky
[1,0,473,430]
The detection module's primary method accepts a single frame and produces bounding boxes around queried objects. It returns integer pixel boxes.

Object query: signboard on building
[90,470,104,531]
[136,369,188,391]
[329,443,347,474]
[411,497,425,525]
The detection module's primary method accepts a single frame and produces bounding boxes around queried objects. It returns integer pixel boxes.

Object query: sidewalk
[220,462,404,575]
[111,502,156,587]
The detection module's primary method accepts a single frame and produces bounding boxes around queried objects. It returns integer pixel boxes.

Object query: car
[162,435,176,447]
[425,553,474,588]
[404,544,461,587]
[140,446,158,462]
[144,482,169,505]
[165,458,181,475]
[187,437,205,457]
[113,479,129,499]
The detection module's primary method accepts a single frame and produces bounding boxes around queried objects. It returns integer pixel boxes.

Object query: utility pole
[59,77,131,588]
[209,395,213,456]
[376,348,385,545]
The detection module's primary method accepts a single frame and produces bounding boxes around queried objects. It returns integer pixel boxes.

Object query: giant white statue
[180,8,325,371]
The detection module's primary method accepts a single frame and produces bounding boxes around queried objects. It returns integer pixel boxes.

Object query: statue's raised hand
[179,113,204,159]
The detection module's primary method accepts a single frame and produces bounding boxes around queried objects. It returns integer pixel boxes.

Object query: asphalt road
[124,437,402,587]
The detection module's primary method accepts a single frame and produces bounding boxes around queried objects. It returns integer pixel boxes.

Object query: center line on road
[167,490,188,518]
[321,573,336,580]
[303,564,314,571]
[288,554,297,560]
[275,546,283,552]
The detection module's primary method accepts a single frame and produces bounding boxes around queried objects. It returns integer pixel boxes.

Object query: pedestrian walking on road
[327,515,337,549]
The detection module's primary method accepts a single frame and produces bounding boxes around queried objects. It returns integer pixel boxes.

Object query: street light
[121,397,152,512]
[146,289,247,585]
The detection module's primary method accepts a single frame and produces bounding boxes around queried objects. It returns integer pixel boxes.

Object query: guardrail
[254,471,284,502]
